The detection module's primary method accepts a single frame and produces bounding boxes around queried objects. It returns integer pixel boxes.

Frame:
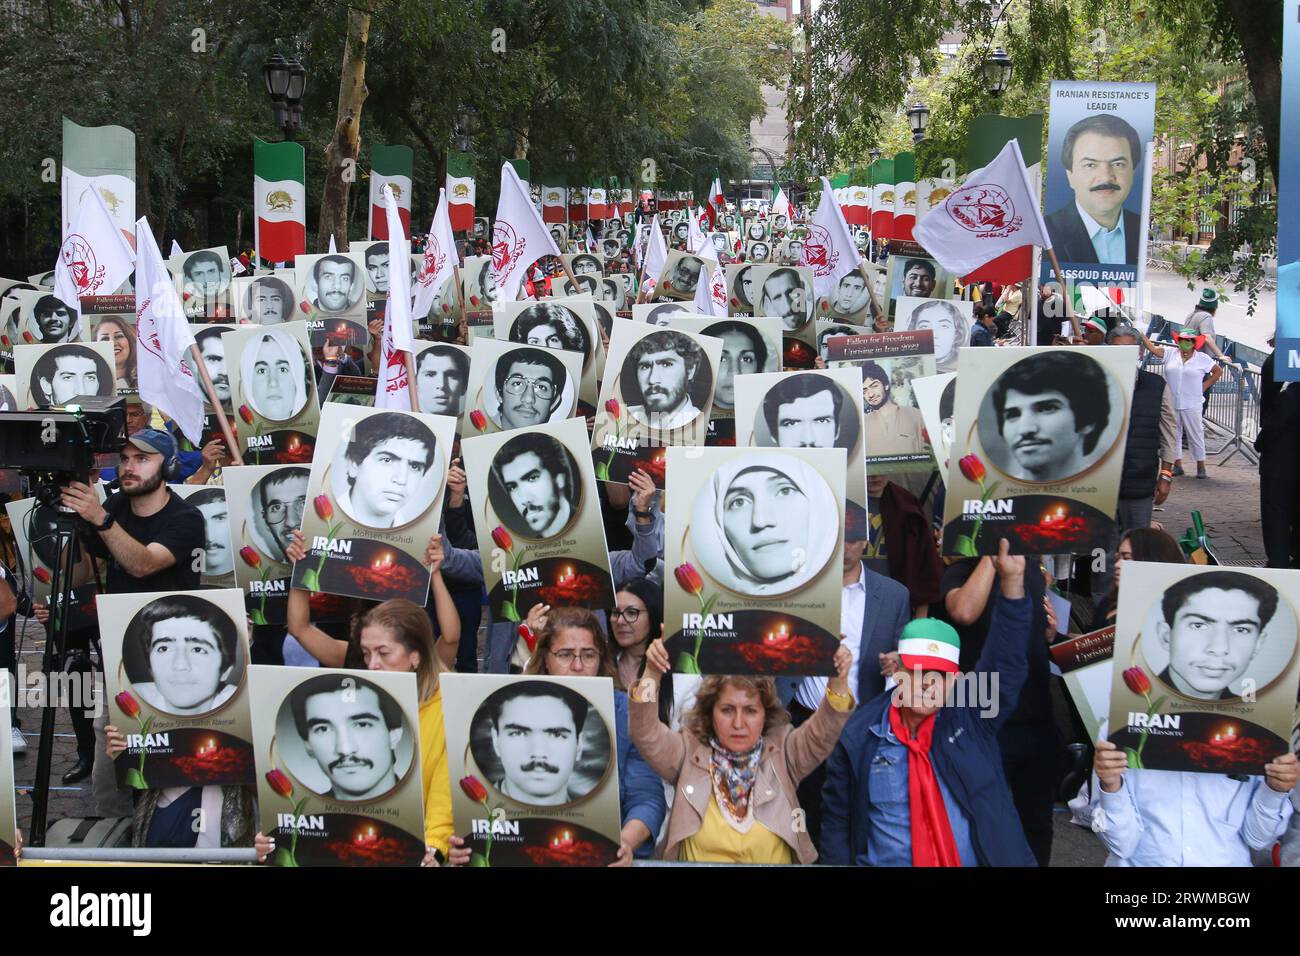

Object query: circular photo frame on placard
[975,350,1126,485]
[688,450,838,598]
[120,593,245,719]
[487,433,583,542]
[570,254,603,277]
[753,372,860,453]
[896,298,969,372]
[28,343,114,406]
[413,345,470,418]
[189,326,235,411]
[306,254,366,314]
[1134,571,1299,704]
[702,320,774,410]
[244,276,295,325]
[189,487,235,578]
[758,268,814,332]
[508,303,591,365]
[274,673,416,803]
[484,345,576,430]
[238,328,312,422]
[618,329,712,429]
[329,412,444,531]
[248,467,310,565]
[467,680,613,809]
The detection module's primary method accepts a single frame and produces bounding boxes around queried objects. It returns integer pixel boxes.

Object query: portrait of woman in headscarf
[240,329,309,421]
[689,451,838,597]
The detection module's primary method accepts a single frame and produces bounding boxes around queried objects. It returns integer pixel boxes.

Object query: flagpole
[187,344,244,466]
[856,261,885,324]
[1044,247,1080,339]
[405,351,419,412]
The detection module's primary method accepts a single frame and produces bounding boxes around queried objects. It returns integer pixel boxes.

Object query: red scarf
[888,705,962,867]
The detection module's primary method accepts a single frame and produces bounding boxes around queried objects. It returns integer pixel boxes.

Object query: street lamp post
[906,101,929,144]
[983,48,1013,96]
[263,53,306,140]
[564,143,576,230]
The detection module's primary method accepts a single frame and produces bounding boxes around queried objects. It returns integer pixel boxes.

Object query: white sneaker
[9,726,26,755]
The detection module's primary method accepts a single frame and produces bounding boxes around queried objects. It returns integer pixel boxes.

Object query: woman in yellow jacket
[256,532,460,864]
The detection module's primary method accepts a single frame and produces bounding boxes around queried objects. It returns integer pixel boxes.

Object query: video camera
[0,396,127,507]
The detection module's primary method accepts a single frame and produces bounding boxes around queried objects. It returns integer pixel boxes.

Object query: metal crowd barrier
[22,847,258,864]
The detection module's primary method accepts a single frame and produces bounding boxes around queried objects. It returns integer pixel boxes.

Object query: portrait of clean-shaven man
[121,594,243,718]
[28,344,113,406]
[238,329,311,422]
[329,412,442,530]
[414,344,469,417]
[758,372,860,451]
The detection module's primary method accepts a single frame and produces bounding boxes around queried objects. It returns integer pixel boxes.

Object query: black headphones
[162,446,182,483]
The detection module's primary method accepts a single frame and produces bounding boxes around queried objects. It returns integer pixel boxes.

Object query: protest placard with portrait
[234,272,296,325]
[459,336,582,438]
[815,318,871,361]
[1107,563,1300,775]
[5,497,100,631]
[894,296,970,373]
[13,340,115,409]
[461,255,497,327]
[442,673,623,866]
[250,665,425,866]
[222,320,319,464]
[494,297,601,415]
[80,295,139,395]
[912,372,957,487]
[652,251,707,302]
[351,239,415,302]
[101,589,253,790]
[885,254,954,307]
[294,252,368,347]
[410,341,472,420]
[170,484,237,589]
[1050,626,1116,744]
[173,246,233,320]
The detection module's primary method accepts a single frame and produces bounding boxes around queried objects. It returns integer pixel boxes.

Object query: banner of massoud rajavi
[100,589,254,790]
[1040,81,1156,288]
[1107,562,1300,776]
[940,345,1137,557]
[222,321,320,465]
[250,665,426,866]
[589,319,721,487]
[1276,6,1300,381]
[1,673,15,866]
[461,417,614,624]
[442,673,623,866]
[292,403,455,606]
[664,445,846,676]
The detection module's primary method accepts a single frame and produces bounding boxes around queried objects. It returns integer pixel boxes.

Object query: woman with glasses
[521,605,667,862]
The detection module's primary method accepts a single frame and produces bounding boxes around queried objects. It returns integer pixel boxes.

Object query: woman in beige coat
[629,638,854,864]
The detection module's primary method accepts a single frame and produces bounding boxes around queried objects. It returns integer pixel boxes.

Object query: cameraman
[52,428,205,814]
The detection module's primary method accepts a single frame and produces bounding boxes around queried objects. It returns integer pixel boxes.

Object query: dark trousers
[788,699,830,858]
[997,721,1060,868]
[1259,437,1300,569]
[447,586,485,673]
[63,627,98,758]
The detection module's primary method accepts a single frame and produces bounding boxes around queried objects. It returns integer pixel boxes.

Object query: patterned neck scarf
[708,736,764,831]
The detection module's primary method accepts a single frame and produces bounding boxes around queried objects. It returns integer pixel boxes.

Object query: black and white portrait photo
[121,594,243,718]
[473,260,499,308]
[643,303,698,327]
[570,254,603,277]
[29,344,114,406]
[828,272,871,319]
[249,467,310,564]
[414,344,469,417]
[619,329,712,429]
[672,221,690,244]
[730,264,758,312]
[560,274,600,299]
[660,253,704,298]
[817,324,862,360]
[601,238,622,260]
[468,680,611,807]
[976,350,1124,483]
[238,329,311,422]
[702,320,772,410]
[188,326,233,410]
[363,242,406,296]
[25,294,80,344]
[276,673,415,802]
[508,303,590,360]
[599,277,626,310]
[488,346,574,430]
[189,487,234,579]
[895,298,970,373]
[487,432,582,541]
[756,373,860,451]
[305,254,365,315]
[747,240,771,263]
[329,412,443,530]
[759,267,814,331]
[181,250,232,314]
[747,222,766,241]
[549,225,569,252]
[688,451,838,596]
[243,276,294,325]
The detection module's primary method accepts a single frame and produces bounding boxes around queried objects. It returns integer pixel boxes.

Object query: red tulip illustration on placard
[953,454,999,557]
[1121,665,1164,770]
[266,767,310,867]
[595,398,625,481]
[240,546,273,625]
[673,562,715,674]
[115,691,153,789]
[492,526,524,622]
[300,495,344,593]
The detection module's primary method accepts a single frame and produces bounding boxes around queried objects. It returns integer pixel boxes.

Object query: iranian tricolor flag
[446,153,476,232]
[369,144,414,240]
[869,158,895,240]
[772,184,795,224]
[961,113,1043,285]
[617,188,634,216]
[567,187,588,222]
[62,117,135,245]
[253,137,306,264]
[893,152,917,241]
[588,186,609,220]
[845,184,870,227]
[541,185,567,223]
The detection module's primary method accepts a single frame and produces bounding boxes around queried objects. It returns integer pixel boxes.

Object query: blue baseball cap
[126,428,177,461]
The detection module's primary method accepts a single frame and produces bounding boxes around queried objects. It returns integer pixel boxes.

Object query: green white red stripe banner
[893,152,917,241]
[253,137,306,263]
[869,158,894,240]
[62,117,135,244]
[446,152,475,232]
[369,144,413,240]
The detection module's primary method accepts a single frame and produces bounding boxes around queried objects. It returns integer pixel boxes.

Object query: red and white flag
[690,207,727,316]
[541,185,567,224]
[772,185,795,224]
[55,184,134,328]
[799,176,863,298]
[641,214,668,297]
[375,185,415,409]
[412,187,459,324]
[913,140,1051,277]
[134,219,204,443]
[490,163,562,302]
[703,176,724,231]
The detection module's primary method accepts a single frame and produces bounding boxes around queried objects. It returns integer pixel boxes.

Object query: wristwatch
[96,511,116,531]
[633,508,653,519]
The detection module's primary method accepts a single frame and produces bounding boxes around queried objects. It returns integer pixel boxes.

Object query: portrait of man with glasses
[487,432,581,541]
[490,346,569,431]
[249,466,310,563]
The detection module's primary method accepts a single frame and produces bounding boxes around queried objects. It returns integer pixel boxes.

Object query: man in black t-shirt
[56,428,205,801]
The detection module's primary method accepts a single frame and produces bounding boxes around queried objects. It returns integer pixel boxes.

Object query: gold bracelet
[825,688,854,711]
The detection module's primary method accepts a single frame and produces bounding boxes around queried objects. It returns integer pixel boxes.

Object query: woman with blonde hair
[630,638,854,863]
[94,315,138,390]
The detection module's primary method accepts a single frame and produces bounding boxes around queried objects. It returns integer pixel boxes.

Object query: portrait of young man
[760,373,859,451]
[123,595,241,717]
[480,681,598,806]
[621,329,709,429]
[664,254,704,296]
[985,350,1113,482]
[703,320,769,410]
[28,294,79,344]
[509,303,589,358]
[731,265,757,312]
[818,324,860,361]
[29,345,114,406]
[364,242,391,296]
[488,432,581,540]
[1045,114,1143,266]
[861,361,928,461]
[414,345,469,417]
[830,272,869,318]
[245,276,294,325]
[492,346,568,430]
[310,254,363,314]
[190,326,233,409]
[760,268,813,332]
[570,254,602,277]
[899,258,938,298]
[1153,571,1283,703]
[250,467,310,564]
[239,330,310,422]
[333,412,439,530]
[189,487,234,579]
[288,673,408,802]
[476,262,499,307]
[182,250,231,312]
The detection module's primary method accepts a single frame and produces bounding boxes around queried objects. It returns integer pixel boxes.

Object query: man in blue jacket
[820,539,1037,866]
